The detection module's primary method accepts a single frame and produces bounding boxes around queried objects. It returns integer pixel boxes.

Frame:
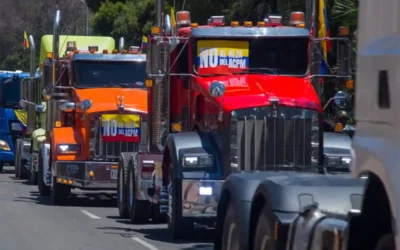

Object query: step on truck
[116,0,356,240]
[0,69,37,174]
[19,6,148,205]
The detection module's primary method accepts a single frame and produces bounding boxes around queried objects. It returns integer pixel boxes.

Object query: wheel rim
[129,170,134,208]
[260,234,271,250]
[118,167,123,201]
[225,222,239,250]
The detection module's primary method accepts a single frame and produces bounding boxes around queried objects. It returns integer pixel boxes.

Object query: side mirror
[35,104,45,112]
[59,102,75,112]
[333,91,350,109]
[209,81,226,97]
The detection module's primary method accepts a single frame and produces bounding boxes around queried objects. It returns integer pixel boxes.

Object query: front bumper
[179,179,224,220]
[54,161,119,190]
[0,150,14,163]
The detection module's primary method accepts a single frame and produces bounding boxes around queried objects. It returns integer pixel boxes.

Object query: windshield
[230,106,321,171]
[73,60,147,88]
[0,78,21,108]
[195,37,309,76]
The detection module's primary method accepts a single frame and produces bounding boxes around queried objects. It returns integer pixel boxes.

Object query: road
[0,166,214,250]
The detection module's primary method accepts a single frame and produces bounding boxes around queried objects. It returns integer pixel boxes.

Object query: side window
[177,43,189,73]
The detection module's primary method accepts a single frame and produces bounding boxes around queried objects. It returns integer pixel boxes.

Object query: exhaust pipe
[119,37,125,52]
[156,0,164,28]
[28,35,35,77]
[164,15,171,35]
[52,10,61,60]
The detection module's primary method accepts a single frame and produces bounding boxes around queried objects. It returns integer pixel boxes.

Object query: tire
[28,162,38,185]
[18,159,28,179]
[50,177,71,206]
[117,152,132,219]
[38,149,50,196]
[375,234,395,250]
[14,148,20,178]
[127,156,150,224]
[0,163,4,173]
[220,202,240,250]
[253,204,275,250]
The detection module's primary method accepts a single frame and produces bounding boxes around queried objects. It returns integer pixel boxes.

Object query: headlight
[10,122,23,132]
[0,140,10,151]
[325,156,352,166]
[183,155,214,167]
[57,144,80,154]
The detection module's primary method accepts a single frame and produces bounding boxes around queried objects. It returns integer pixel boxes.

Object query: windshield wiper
[101,83,131,88]
[234,67,278,74]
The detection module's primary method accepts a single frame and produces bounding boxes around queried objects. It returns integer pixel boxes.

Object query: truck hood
[196,74,321,112]
[75,88,147,114]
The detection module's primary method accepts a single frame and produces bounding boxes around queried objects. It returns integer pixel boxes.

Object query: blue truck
[0,71,38,173]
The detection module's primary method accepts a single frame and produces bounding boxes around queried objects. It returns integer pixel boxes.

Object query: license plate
[110,169,118,180]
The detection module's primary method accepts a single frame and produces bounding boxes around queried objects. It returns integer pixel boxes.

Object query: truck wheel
[253,204,275,250]
[167,214,194,239]
[117,152,131,219]
[127,158,150,224]
[375,234,395,250]
[18,160,28,179]
[28,166,38,185]
[0,163,4,173]
[221,202,240,250]
[14,152,20,178]
[50,177,71,206]
[37,150,50,196]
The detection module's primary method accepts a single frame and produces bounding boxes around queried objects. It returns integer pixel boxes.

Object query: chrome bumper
[179,180,224,218]
[54,161,118,189]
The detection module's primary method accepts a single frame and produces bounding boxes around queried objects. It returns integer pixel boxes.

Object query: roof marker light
[267,15,282,26]
[191,23,198,28]
[339,26,349,36]
[210,16,225,26]
[176,11,191,27]
[289,11,305,26]
[231,21,239,27]
[129,46,140,54]
[244,21,252,27]
[88,46,98,53]
[257,21,266,27]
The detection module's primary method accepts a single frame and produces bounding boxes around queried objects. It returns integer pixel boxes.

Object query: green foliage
[0,50,30,71]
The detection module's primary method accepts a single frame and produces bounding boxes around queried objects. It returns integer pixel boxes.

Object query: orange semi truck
[31,8,148,205]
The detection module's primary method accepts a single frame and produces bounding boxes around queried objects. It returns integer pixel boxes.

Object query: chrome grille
[90,114,138,160]
[231,107,319,171]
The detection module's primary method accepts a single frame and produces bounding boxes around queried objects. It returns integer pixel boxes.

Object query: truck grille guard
[230,106,320,171]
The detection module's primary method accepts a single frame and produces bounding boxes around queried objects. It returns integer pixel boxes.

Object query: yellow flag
[23,31,29,49]
[170,7,176,33]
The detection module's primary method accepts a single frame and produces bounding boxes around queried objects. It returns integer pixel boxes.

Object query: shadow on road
[13,191,117,208]
[97,224,214,245]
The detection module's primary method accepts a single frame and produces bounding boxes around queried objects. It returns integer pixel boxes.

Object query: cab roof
[40,35,115,63]
[179,26,310,38]
[72,53,146,62]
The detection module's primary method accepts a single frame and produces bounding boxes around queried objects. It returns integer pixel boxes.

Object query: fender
[216,172,266,250]
[51,127,87,162]
[162,131,222,227]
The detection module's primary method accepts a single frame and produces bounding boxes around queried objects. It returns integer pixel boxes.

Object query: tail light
[141,160,155,180]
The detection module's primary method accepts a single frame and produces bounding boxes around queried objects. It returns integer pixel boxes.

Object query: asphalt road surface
[0,166,214,250]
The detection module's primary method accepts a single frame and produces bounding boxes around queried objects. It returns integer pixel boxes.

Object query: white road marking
[131,237,159,250]
[80,210,101,219]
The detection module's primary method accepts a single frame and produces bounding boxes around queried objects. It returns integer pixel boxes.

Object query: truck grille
[90,114,138,161]
[231,106,319,170]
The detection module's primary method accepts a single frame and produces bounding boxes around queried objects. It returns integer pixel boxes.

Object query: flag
[23,31,29,49]
[141,36,148,50]
[170,7,176,34]
[318,0,330,74]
